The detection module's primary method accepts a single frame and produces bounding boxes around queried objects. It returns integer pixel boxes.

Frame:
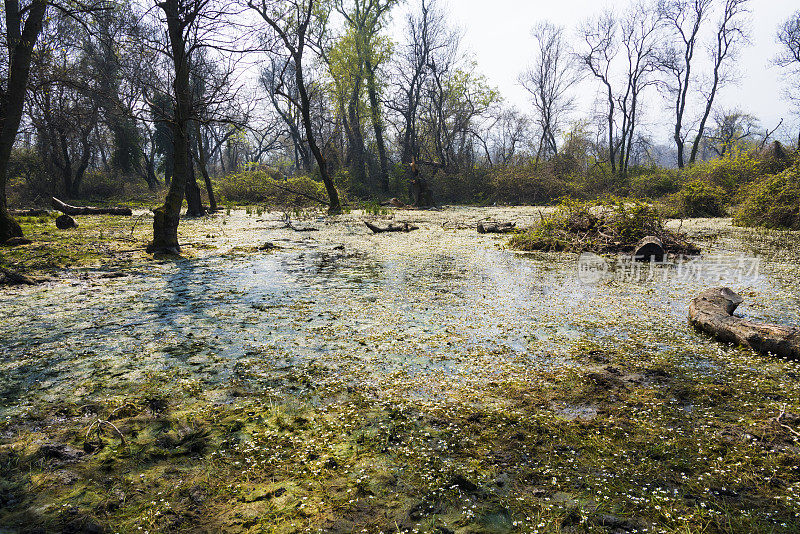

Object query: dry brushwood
[511,201,700,256]
[84,419,126,451]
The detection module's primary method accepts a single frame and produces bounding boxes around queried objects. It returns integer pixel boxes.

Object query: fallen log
[364,221,419,234]
[0,266,35,286]
[10,209,51,217]
[3,237,32,247]
[689,287,800,359]
[633,236,665,262]
[477,222,516,234]
[52,197,132,216]
[380,198,406,208]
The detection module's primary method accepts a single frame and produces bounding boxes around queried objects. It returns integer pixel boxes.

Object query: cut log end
[56,215,77,230]
[633,236,664,262]
[689,287,800,360]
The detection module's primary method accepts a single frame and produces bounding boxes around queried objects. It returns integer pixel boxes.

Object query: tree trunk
[295,53,340,214]
[184,135,205,217]
[0,0,48,241]
[149,0,192,254]
[348,77,368,190]
[196,131,217,212]
[689,288,800,360]
[365,59,389,191]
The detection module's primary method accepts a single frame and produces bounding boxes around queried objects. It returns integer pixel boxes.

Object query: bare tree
[389,0,454,166]
[705,108,758,156]
[578,2,662,178]
[776,10,800,146]
[617,2,662,175]
[578,11,619,176]
[247,0,342,214]
[520,22,578,164]
[688,0,751,164]
[657,0,712,168]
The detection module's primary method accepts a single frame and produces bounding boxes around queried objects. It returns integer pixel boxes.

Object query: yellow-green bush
[489,164,575,205]
[734,163,800,230]
[681,149,765,196]
[628,169,683,199]
[216,165,331,208]
[675,179,727,218]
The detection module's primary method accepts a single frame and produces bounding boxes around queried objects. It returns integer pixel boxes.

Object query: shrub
[681,148,765,196]
[629,170,682,199]
[216,165,331,208]
[734,163,800,230]
[6,148,51,206]
[675,180,727,218]
[489,164,574,205]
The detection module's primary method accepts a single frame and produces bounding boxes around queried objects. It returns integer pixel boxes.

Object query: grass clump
[734,162,800,230]
[510,197,699,255]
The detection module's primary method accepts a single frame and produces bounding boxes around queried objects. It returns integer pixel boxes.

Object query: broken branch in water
[0,266,35,285]
[364,221,419,233]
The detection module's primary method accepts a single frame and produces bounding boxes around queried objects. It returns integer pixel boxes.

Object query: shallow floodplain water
[1,208,799,419]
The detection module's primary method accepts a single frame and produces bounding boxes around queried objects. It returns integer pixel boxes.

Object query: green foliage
[216,165,331,208]
[489,164,574,205]
[734,163,800,230]
[680,148,765,196]
[660,179,728,219]
[628,169,683,199]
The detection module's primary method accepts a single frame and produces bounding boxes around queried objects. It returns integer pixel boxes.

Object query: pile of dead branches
[510,198,699,256]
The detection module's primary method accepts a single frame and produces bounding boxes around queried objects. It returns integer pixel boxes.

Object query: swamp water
[1,207,800,534]
[1,208,799,418]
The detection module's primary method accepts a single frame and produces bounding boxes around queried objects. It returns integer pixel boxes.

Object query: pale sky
[391,0,799,144]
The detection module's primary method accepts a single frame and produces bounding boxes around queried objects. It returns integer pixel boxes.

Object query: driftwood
[477,222,516,234]
[689,287,800,359]
[633,236,665,262]
[52,197,132,216]
[56,214,77,229]
[364,221,419,234]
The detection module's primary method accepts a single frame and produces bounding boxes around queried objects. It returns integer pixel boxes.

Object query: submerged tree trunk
[149,0,192,254]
